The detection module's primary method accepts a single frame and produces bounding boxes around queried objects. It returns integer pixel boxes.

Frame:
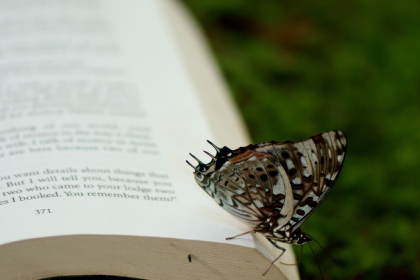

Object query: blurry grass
[182,0,420,279]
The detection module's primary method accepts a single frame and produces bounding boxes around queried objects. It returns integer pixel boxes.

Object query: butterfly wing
[192,141,294,231]
[192,148,266,228]
[190,130,347,236]
[266,130,347,232]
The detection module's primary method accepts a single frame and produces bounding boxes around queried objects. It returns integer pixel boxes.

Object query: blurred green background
[182,0,420,279]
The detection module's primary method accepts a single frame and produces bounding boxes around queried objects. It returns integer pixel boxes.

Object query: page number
[35,209,52,215]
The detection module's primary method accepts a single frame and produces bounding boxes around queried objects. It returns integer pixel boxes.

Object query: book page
[0,0,253,248]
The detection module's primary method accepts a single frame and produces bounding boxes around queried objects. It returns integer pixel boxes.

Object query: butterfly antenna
[186,160,196,169]
[308,241,325,280]
[279,245,303,266]
[207,140,220,153]
[306,234,340,266]
[203,150,215,158]
[267,238,303,266]
[189,153,204,165]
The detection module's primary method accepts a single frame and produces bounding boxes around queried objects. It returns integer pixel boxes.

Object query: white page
[0,0,253,248]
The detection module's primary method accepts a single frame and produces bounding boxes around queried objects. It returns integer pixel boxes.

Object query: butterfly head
[273,227,312,245]
[292,232,311,245]
[287,228,312,245]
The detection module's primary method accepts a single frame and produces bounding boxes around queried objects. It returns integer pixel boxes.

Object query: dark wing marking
[253,142,295,231]
[283,130,347,232]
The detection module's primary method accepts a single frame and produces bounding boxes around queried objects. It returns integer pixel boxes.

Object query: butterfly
[187,130,347,275]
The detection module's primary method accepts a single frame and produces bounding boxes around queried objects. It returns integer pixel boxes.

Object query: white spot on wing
[292,177,301,184]
[336,139,342,150]
[338,131,347,146]
[235,189,245,194]
[272,180,284,195]
[300,156,308,168]
[286,159,295,170]
[253,199,264,208]
[303,170,311,177]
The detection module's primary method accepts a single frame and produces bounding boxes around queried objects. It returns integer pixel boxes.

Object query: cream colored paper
[0,0,251,247]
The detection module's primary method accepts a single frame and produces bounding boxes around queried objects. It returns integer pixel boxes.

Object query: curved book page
[0,0,298,279]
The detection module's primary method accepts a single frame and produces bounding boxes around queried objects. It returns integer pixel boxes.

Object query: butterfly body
[189,131,347,248]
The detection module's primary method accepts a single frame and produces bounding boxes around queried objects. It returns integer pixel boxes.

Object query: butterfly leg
[226,229,256,240]
[262,238,286,276]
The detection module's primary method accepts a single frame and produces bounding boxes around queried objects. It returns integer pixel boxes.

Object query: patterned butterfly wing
[188,130,347,244]
[255,130,347,235]
[190,145,268,229]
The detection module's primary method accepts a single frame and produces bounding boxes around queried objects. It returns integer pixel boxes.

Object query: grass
[182,0,420,279]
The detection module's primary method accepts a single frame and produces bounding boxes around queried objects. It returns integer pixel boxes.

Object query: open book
[0,1,299,279]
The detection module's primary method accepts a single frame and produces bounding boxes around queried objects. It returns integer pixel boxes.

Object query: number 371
[35,209,52,215]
